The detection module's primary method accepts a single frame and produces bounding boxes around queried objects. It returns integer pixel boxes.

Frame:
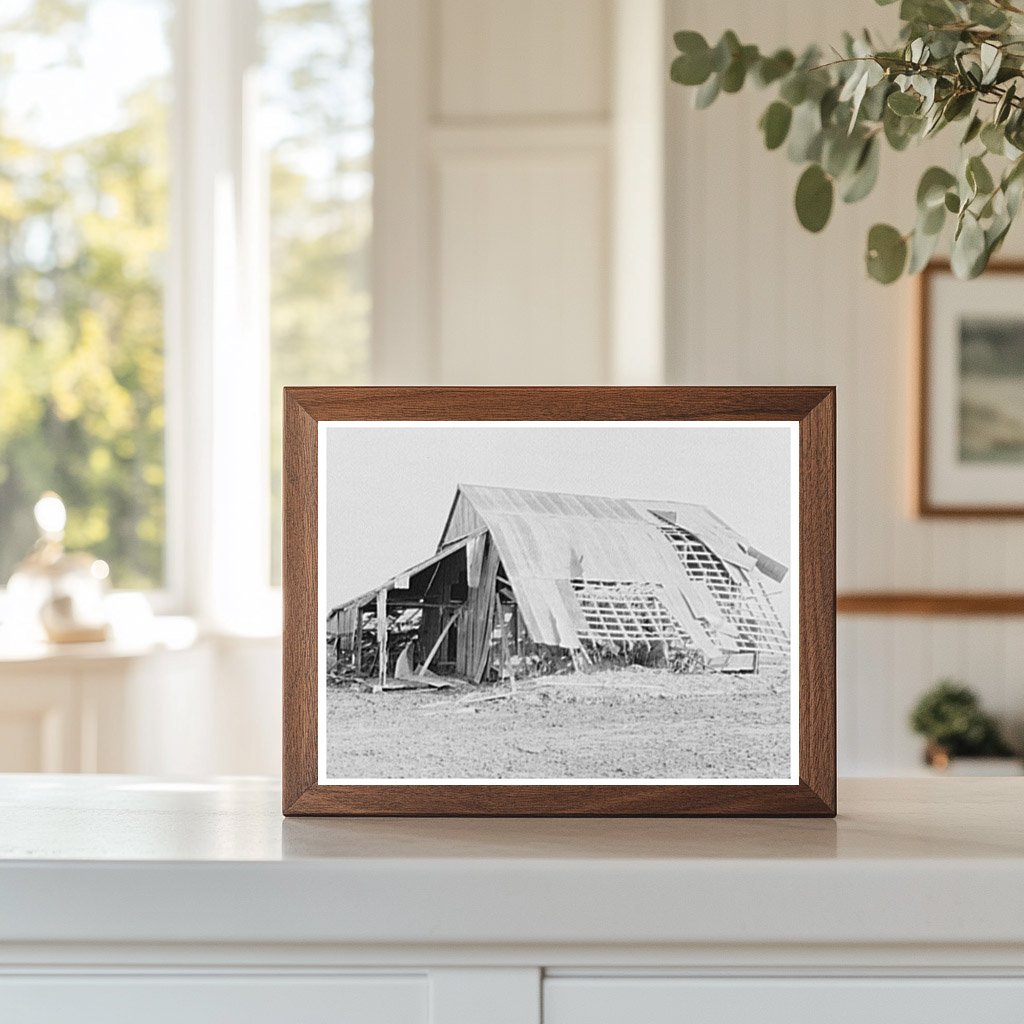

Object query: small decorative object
[282,387,836,817]
[670,1,1024,283]
[910,679,1017,770]
[5,492,111,644]
[917,260,1024,515]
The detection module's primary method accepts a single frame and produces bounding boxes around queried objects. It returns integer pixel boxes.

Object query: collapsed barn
[326,484,790,685]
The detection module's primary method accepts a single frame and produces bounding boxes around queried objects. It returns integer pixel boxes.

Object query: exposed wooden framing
[352,612,363,672]
[419,608,464,677]
[376,589,388,688]
[457,537,500,683]
[498,602,516,695]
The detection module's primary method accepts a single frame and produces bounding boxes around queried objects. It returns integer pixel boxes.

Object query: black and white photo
[318,421,798,785]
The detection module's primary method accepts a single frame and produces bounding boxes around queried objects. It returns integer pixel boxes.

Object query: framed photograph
[918,261,1024,516]
[283,387,835,816]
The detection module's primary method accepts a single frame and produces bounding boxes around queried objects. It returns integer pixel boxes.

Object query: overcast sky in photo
[322,423,795,611]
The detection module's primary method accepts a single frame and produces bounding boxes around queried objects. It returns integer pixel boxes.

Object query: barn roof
[331,484,787,661]
[445,485,781,581]
[441,485,786,653]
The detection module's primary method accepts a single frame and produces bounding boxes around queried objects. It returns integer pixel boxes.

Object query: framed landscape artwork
[918,262,1024,516]
[282,387,836,816]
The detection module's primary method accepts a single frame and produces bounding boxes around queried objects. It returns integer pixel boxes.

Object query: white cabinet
[0,975,428,1024]
[544,977,1024,1024]
[2,777,1023,1024]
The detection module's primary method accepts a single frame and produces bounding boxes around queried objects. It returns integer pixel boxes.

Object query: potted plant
[670,0,1024,283]
[909,680,1020,772]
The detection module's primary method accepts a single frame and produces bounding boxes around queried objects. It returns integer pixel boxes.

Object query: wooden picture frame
[283,387,836,817]
[917,260,1024,517]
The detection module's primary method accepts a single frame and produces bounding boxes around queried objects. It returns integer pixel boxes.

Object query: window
[0,0,374,617]
[0,0,172,589]
[262,0,372,581]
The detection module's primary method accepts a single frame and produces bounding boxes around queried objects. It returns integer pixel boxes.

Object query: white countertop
[2,775,1023,950]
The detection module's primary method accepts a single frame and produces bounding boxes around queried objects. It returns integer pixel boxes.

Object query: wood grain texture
[798,388,837,812]
[916,260,1024,518]
[282,392,319,812]
[838,592,1024,616]
[282,387,836,817]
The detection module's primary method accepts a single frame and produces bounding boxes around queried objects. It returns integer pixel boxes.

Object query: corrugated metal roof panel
[459,484,646,523]
[440,485,783,655]
[456,487,730,654]
[635,500,765,574]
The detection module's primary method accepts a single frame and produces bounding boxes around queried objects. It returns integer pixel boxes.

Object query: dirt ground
[325,666,791,780]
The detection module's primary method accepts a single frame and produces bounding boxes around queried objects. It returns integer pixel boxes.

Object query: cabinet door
[544,977,1024,1024]
[0,974,428,1024]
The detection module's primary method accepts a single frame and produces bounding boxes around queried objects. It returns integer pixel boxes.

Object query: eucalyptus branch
[670,0,1024,283]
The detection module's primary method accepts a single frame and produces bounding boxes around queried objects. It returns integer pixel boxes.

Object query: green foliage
[795,164,834,231]
[909,680,1015,756]
[670,0,1024,283]
[0,0,372,588]
[263,0,372,582]
[0,3,168,587]
[759,101,792,149]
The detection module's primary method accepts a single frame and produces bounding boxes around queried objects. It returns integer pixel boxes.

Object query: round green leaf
[694,73,721,109]
[721,44,758,93]
[823,129,862,179]
[970,1,1009,29]
[795,164,834,233]
[710,31,740,73]
[943,92,974,123]
[920,199,945,236]
[866,223,908,284]
[760,101,792,150]
[981,122,1005,155]
[996,83,1017,125]
[944,190,961,214]
[787,101,823,162]
[883,106,918,151]
[674,29,707,53]
[962,116,983,145]
[779,74,807,106]
[917,166,957,211]
[967,155,995,196]
[952,213,987,279]
[887,91,920,116]
[671,32,712,86]
[908,223,942,274]
[842,137,880,204]
[754,49,794,87]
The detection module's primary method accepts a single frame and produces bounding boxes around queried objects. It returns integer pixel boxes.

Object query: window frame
[165,0,279,632]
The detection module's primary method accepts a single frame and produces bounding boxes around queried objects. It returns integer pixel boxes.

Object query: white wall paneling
[664,0,1024,774]
[611,0,665,384]
[371,0,436,384]
[374,0,665,386]
[436,143,608,384]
